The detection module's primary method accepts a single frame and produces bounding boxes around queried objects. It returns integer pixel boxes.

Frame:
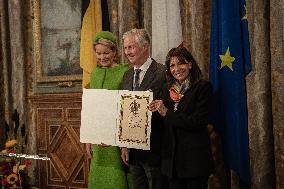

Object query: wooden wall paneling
[30,93,88,189]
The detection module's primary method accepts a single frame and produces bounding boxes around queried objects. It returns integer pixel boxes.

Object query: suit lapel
[139,60,157,90]
[124,68,134,90]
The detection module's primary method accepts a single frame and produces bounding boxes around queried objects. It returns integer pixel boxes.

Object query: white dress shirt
[133,57,152,86]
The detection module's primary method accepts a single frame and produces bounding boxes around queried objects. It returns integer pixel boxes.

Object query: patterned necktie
[133,69,141,90]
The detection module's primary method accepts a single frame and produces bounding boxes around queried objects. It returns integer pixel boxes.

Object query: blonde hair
[93,40,119,63]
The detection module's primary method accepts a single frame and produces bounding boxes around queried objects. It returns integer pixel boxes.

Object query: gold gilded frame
[31,0,82,83]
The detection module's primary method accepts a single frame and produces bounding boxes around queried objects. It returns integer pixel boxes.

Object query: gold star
[219,47,235,71]
[242,5,247,20]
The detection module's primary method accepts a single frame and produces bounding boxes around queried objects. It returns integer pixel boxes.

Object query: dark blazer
[161,80,215,178]
[122,59,166,166]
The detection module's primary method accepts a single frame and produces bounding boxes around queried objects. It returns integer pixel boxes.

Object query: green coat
[88,64,132,189]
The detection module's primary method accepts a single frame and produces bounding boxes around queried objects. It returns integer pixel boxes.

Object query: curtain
[107,0,151,63]
[0,0,28,144]
[268,0,284,188]
[180,0,211,78]
[0,0,32,181]
[246,0,276,188]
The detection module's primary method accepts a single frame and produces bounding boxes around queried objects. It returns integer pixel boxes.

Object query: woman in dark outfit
[149,47,214,189]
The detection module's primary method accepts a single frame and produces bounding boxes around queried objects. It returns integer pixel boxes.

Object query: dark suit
[160,80,214,188]
[122,59,167,189]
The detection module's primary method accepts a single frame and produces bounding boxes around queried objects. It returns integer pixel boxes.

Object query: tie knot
[134,69,141,74]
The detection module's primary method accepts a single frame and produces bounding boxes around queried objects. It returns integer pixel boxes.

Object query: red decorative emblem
[169,87,183,103]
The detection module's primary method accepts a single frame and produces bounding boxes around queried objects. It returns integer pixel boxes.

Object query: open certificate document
[80,89,153,150]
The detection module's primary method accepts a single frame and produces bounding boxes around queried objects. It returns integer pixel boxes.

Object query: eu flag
[209,0,252,187]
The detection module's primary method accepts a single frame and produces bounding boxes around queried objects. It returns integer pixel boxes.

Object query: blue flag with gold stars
[209,0,252,187]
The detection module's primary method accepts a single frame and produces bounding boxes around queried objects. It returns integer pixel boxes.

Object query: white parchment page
[80,89,118,145]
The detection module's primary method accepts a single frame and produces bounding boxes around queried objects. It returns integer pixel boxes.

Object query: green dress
[88,64,132,189]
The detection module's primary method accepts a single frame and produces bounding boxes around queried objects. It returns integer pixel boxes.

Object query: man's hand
[85,143,92,159]
[98,143,110,147]
[121,147,129,166]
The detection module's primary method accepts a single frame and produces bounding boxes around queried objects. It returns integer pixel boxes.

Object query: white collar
[134,57,152,72]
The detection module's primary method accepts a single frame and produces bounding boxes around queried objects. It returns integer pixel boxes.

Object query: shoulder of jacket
[124,67,133,74]
[194,80,212,92]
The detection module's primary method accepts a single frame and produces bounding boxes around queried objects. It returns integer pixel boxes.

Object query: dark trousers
[130,162,168,189]
[168,176,208,189]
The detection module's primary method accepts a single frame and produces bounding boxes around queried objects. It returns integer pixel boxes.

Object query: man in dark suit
[121,29,166,189]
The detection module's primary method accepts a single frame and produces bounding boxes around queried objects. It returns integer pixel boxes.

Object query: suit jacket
[122,59,166,166]
[161,80,215,178]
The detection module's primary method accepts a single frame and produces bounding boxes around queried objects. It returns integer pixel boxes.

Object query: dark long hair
[165,47,202,87]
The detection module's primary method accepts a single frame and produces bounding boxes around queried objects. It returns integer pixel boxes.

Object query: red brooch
[169,86,184,103]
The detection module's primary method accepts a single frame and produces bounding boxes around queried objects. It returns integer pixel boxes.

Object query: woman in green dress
[85,31,131,189]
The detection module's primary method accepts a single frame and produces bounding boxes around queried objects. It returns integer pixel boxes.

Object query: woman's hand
[149,100,168,116]
[85,143,92,159]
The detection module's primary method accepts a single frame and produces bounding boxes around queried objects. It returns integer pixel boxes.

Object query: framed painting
[32,0,82,85]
